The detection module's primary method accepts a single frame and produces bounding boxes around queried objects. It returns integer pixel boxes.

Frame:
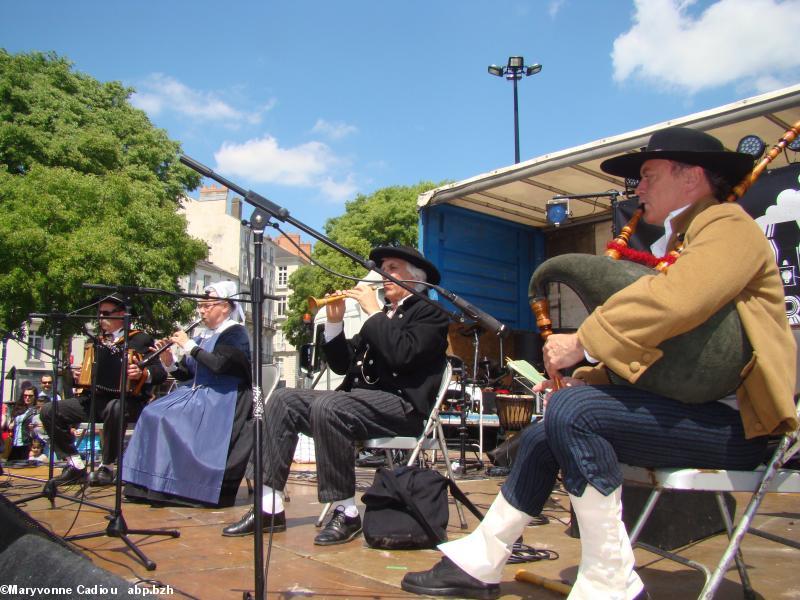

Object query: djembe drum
[495,394,535,437]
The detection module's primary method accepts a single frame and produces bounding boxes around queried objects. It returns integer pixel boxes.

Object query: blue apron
[122,331,239,504]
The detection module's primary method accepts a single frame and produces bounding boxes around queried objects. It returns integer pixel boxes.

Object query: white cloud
[318,174,359,202]
[548,0,566,18]
[612,0,800,94]
[214,135,357,201]
[130,73,268,124]
[311,118,358,140]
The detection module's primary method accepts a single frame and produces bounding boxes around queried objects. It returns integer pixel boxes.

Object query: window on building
[276,296,286,317]
[276,357,284,380]
[277,265,288,286]
[203,274,212,289]
[26,331,44,361]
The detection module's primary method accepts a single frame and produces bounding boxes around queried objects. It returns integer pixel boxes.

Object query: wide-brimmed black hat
[369,245,441,285]
[600,126,754,187]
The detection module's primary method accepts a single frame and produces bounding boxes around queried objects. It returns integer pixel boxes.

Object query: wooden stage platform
[1,460,797,599]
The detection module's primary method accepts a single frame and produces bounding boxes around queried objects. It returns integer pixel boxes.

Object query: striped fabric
[247,387,422,502]
[502,385,769,515]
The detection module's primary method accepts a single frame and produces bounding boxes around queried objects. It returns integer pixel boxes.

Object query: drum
[495,394,535,432]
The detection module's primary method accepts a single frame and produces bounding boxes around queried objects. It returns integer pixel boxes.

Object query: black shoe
[46,465,87,490]
[221,508,286,537]
[402,557,500,599]
[88,466,115,487]
[314,506,362,546]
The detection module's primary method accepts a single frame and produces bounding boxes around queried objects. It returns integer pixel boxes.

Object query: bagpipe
[528,121,800,404]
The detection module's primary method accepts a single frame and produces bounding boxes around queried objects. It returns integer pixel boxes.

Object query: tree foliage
[0,50,207,337]
[282,182,444,347]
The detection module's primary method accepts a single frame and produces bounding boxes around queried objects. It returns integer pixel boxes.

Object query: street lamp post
[488,56,542,164]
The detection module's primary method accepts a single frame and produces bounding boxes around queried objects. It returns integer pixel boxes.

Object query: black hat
[97,293,127,309]
[368,245,441,285]
[600,126,753,187]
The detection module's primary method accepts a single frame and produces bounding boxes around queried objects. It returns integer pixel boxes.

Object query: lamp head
[507,56,524,69]
[546,198,570,227]
[525,63,542,76]
[736,134,766,160]
[487,64,504,77]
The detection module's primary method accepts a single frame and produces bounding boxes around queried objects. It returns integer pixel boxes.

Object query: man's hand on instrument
[542,333,585,376]
[349,284,381,315]
[532,376,586,409]
[127,362,144,380]
[325,290,346,323]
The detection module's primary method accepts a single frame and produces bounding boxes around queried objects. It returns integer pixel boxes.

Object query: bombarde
[308,283,382,313]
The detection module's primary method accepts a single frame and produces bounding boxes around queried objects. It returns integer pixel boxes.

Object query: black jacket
[323,294,449,416]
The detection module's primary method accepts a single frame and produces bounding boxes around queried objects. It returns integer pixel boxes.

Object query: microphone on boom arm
[432,285,509,338]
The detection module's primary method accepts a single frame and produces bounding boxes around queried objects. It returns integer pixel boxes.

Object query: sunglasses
[23,393,35,398]
[98,310,123,317]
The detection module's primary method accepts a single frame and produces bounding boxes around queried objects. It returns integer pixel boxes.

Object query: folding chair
[622,398,800,599]
[316,360,470,528]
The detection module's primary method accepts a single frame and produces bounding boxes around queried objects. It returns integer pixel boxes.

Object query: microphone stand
[180,155,462,325]
[10,312,110,512]
[247,209,268,600]
[178,157,504,599]
[63,292,179,571]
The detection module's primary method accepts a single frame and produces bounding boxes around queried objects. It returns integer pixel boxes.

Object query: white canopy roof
[418,84,800,228]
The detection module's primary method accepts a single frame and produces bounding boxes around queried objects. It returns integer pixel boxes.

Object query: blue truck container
[419,203,545,332]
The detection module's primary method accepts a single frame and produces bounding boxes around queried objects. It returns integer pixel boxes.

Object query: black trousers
[40,394,143,465]
[246,387,423,503]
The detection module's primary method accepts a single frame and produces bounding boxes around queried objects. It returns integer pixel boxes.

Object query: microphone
[433,286,509,338]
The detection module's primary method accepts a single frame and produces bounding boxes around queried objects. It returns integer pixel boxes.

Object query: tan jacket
[576,197,797,438]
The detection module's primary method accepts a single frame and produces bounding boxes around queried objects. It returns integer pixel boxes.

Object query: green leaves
[0,50,205,336]
[282,181,444,347]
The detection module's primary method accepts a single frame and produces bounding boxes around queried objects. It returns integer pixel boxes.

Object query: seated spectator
[28,438,49,464]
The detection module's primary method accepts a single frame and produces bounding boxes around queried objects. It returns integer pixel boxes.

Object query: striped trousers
[502,385,769,515]
[246,387,423,502]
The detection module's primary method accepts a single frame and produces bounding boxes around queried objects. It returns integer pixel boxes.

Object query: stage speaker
[566,485,736,551]
[0,494,148,598]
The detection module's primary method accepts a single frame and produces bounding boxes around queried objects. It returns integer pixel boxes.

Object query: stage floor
[1,460,798,599]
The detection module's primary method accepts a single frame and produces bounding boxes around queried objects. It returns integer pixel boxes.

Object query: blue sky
[2,0,799,238]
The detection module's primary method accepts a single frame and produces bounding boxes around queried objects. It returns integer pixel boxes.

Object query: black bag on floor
[361,465,482,550]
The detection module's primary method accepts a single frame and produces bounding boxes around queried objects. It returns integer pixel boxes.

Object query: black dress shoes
[48,465,87,488]
[402,556,500,599]
[221,508,286,537]
[314,506,362,546]
[88,466,115,487]
[44,465,87,497]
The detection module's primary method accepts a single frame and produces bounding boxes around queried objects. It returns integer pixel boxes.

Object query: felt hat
[368,245,441,285]
[600,126,753,187]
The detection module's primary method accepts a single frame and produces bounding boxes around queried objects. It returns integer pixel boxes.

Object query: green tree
[283,182,443,347]
[0,50,207,337]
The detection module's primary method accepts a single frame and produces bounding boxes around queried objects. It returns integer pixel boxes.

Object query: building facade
[269,233,311,387]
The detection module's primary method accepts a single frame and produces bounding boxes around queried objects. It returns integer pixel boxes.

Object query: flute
[137,318,203,369]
